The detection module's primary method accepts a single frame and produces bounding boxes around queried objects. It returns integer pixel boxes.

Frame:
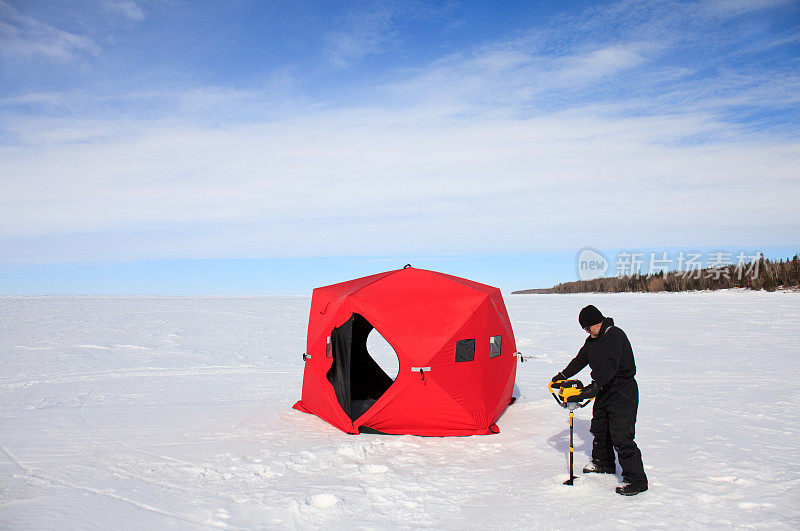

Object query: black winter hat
[579,305,604,329]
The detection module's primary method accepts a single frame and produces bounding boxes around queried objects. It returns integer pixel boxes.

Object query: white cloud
[0,1,100,61]
[377,38,659,114]
[325,4,398,68]
[551,43,651,84]
[699,0,793,19]
[103,0,145,21]
[323,1,452,68]
[0,91,64,106]
[1,100,797,262]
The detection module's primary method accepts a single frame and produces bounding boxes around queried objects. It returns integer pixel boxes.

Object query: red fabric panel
[359,374,484,435]
[295,331,355,433]
[349,271,488,366]
[306,270,395,355]
[292,400,310,413]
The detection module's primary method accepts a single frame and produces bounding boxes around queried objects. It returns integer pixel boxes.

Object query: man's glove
[566,382,599,402]
[551,371,566,383]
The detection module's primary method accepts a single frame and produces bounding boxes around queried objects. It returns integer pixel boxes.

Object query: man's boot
[615,482,648,496]
[582,460,615,474]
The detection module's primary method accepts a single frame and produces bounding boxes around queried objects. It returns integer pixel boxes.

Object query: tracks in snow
[0,365,290,391]
[1,437,235,529]
[79,398,201,468]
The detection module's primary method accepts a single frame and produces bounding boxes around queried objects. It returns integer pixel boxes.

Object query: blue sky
[1,0,798,294]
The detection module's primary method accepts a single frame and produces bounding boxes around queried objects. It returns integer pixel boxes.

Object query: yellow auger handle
[547,379,574,393]
[548,379,582,394]
[548,379,595,408]
[548,379,574,406]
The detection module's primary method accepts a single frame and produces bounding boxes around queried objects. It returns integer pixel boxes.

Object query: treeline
[513,255,800,294]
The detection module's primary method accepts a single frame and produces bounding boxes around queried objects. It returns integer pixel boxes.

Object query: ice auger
[548,379,595,485]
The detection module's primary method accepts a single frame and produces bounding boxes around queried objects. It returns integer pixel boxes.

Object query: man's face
[585,322,602,338]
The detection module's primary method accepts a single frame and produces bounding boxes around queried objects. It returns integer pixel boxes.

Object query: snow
[1,292,799,529]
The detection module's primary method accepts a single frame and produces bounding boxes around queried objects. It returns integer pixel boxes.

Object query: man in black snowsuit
[552,305,648,495]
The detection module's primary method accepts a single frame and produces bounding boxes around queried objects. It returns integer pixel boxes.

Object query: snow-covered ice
[1,292,799,529]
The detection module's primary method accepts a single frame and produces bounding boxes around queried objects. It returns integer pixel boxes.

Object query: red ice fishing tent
[293,266,517,436]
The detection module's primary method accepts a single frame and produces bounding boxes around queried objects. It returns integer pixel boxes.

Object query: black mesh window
[455,339,475,362]
[490,335,502,358]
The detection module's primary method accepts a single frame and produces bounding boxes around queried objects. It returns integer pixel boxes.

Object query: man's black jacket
[561,317,636,390]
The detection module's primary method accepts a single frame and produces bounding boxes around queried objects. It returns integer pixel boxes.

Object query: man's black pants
[590,378,647,487]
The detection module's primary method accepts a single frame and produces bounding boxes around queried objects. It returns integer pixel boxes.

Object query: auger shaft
[565,409,575,485]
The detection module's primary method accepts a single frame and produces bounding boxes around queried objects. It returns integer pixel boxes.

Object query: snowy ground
[1,292,798,529]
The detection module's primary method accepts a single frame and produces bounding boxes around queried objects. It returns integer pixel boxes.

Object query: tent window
[490,335,502,358]
[455,339,475,362]
[366,327,399,380]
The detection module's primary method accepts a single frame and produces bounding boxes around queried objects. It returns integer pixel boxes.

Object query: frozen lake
[1,292,798,528]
